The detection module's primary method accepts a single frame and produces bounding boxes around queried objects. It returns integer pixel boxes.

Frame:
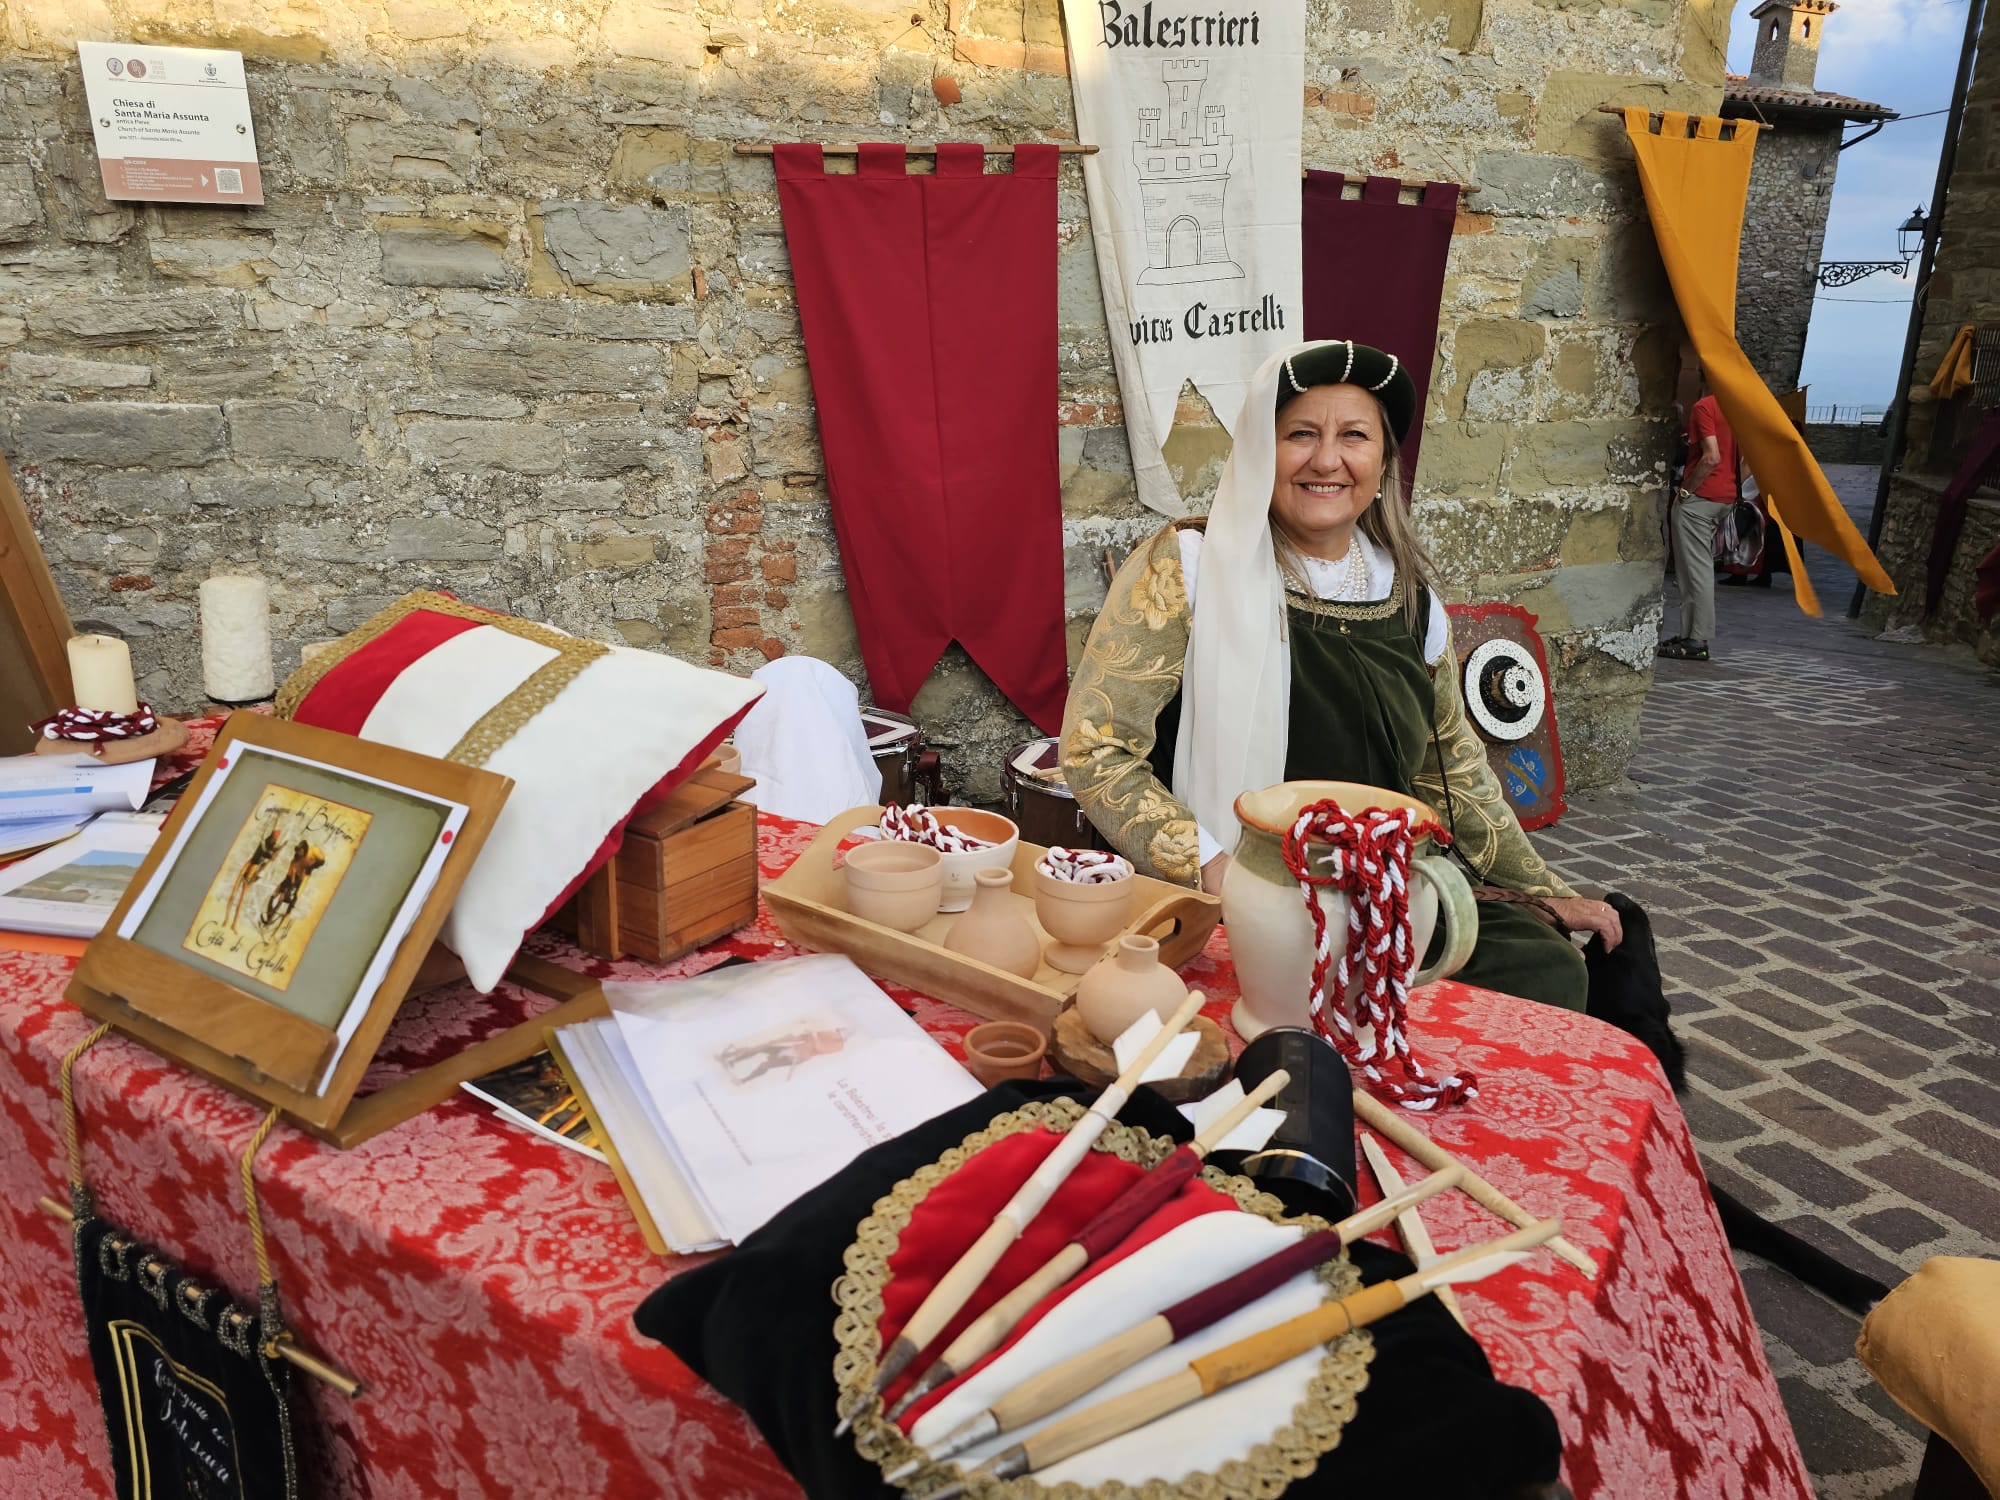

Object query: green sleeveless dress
[1282,585,1588,1012]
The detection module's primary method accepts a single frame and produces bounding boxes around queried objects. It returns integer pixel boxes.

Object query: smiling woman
[1060,338,1616,1012]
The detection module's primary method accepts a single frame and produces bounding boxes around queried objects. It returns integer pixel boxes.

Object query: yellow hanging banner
[1623,107,1895,601]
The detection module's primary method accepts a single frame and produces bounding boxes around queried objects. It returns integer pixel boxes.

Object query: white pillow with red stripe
[286,595,762,991]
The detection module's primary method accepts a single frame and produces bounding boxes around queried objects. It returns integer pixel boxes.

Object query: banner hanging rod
[734,143,1098,156]
[1598,104,1772,131]
[1305,170,1474,192]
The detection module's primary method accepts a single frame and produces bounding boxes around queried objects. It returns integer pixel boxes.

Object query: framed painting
[70,712,516,1141]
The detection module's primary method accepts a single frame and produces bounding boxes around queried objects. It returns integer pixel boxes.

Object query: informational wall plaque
[77,41,264,205]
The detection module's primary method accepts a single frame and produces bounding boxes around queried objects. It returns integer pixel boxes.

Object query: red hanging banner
[774,143,1069,734]
[1301,174,1459,488]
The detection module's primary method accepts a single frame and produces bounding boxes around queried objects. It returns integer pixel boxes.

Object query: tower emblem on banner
[1061,0,1307,517]
[1135,63,1243,284]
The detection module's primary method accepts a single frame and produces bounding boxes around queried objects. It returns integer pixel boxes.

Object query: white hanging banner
[1061,1,1305,517]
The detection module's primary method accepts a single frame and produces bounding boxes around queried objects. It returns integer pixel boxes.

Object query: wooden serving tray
[763,806,1221,1027]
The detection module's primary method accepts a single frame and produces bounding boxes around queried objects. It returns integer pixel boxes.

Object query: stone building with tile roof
[1720,0,1896,394]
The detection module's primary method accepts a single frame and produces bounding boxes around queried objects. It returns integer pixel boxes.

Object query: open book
[550,954,979,1254]
[0,812,165,939]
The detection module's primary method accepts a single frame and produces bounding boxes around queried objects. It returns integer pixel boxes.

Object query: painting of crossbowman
[180,786,372,991]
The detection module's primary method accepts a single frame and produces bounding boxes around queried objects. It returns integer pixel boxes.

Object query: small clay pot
[943,867,1041,978]
[927,808,1021,913]
[842,840,944,932]
[1074,933,1190,1044]
[963,1021,1048,1088]
[712,742,742,776]
[1032,863,1134,973]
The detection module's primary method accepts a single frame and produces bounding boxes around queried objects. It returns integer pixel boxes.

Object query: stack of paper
[0,812,166,938]
[551,954,981,1254]
[0,754,155,858]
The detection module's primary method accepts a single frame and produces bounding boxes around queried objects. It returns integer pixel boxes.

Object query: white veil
[1170,340,1347,843]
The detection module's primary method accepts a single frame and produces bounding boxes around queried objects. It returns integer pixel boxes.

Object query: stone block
[541,479,626,512]
[345,121,481,185]
[1467,152,1612,219]
[384,0,471,38]
[1409,0,1482,49]
[228,401,362,464]
[1588,219,1676,325]
[33,293,239,343]
[0,162,42,243]
[45,142,134,245]
[1506,419,1648,491]
[87,472,192,515]
[433,334,667,395]
[1532,73,1721,164]
[746,406,822,476]
[4,354,151,389]
[581,528,657,567]
[378,227,519,289]
[192,475,317,510]
[406,419,562,475]
[384,516,505,562]
[565,423,678,476]
[600,0,709,66]
[609,127,692,196]
[1413,422,1507,497]
[1444,319,1544,419]
[540,201,691,289]
[15,401,226,467]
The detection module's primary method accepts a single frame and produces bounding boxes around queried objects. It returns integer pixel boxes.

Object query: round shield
[1445,602,1567,830]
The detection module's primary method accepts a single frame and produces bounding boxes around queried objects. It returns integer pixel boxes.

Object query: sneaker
[1658,638,1710,661]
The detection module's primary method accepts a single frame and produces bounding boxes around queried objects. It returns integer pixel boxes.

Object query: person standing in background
[1661,387,1738,662]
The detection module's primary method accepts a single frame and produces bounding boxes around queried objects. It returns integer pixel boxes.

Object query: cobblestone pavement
[1536,465,1999,1500]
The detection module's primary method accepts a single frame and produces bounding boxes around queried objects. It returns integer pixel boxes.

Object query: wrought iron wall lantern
[1816,206,1926,288]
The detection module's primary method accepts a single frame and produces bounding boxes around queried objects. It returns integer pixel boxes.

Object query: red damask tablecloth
[0,742,1809,1499]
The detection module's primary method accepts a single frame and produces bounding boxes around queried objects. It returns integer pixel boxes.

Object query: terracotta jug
[943,868,1041,979]
[1221,780,1476,1043]
[1074,933,1189,1043]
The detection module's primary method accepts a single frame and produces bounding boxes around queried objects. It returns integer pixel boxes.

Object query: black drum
[1001,738,1108,851]
[862,708,923,806]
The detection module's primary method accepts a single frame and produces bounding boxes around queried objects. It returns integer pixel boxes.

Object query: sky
[1738,0,1980,411]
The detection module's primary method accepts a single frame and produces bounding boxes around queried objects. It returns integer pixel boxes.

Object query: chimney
[1748,0,1837,91]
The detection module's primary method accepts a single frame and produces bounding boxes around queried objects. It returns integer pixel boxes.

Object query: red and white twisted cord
[1281,798,1477,1111]
[1035,847,1130,884]
[879,804,993,854]
[35,703,161,743]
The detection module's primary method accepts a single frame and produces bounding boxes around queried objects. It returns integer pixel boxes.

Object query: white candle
[200,575,275,702]
[67,634,138,715]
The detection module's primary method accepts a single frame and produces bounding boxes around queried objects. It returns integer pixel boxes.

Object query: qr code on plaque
[215,167,243,194]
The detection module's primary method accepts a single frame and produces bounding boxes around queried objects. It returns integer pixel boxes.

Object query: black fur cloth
[1582,893,1889,1315]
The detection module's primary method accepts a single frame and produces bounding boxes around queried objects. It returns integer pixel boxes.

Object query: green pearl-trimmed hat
[1275,339,1419,444]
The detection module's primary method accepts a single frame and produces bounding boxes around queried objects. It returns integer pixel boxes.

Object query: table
[0,789,1811,1498]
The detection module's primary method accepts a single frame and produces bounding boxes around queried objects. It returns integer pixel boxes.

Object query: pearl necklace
[1303,535,1369,602]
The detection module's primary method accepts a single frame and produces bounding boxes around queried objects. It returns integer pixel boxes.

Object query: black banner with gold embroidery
[75,1212,296,1500]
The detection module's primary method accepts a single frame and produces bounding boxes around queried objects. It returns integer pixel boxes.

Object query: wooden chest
[552,765,759,963]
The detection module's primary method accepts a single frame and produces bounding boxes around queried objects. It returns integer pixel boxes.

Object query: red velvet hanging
[1301,174,1460,489]
[774,143,1070,733]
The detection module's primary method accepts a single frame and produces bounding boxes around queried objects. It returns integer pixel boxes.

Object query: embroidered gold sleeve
[1061,525,1204,886]
[1412,621,1576,899]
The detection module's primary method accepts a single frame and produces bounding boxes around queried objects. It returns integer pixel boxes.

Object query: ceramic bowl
[962,1021,1049,1088]
[1031,863,1135,973]
[926,808,1021,913]
[842,840,944,932]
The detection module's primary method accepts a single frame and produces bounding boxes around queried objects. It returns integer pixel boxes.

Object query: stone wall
[1,0,1724,803]
[1803,420,1885,466]
[1865,0,2000,660]
[1730,118,1838,393]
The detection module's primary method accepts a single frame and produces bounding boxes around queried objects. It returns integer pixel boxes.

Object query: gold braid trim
[272,590,611,770]
[835,1098,1374,1498]
[1413,621,1574,899]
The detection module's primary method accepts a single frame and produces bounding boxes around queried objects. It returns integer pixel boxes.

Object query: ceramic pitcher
[1221,781,1478,1042]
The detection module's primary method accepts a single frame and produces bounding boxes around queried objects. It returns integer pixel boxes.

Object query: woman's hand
[1544,896,1622,950]
[1201,851,1232,898]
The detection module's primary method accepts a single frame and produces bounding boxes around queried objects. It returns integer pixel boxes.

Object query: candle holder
[32,707,190,764]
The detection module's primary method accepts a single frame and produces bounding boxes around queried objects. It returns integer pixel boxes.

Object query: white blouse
[1177,528,1450,866]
